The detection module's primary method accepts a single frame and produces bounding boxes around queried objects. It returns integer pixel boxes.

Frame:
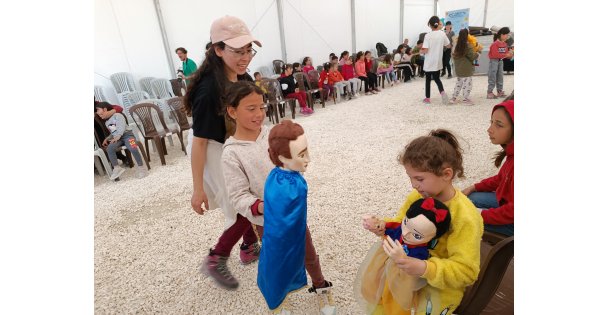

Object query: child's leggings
[347,78,361,93]
[424,70,445,98]
[366,72,379,89]
[358,76,370,92]
[452,76,473,99]
[333,81,351,96]
[487,59,504,93]
[286,91,309,108]
[255,225,326,287]
[106,132,143,167]
[212,214,259,257]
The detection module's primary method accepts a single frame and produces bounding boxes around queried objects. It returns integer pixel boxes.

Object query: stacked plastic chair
[139,77,157,98]
[110,72,137,94]
[94,86,109,102]
[151,78,175,99]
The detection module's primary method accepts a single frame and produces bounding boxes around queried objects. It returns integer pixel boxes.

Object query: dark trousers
[358,76,370,92]
[442,49,452,76]
[366,72,379,89]
[212,214,259,257]
[425,70,445,98]
[416,59,425,76]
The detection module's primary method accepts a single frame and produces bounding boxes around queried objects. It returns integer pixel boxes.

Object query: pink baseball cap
[210,15,262,48]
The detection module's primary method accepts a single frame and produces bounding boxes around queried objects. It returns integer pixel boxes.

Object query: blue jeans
[468,192,514,236]
[106,132,144,167]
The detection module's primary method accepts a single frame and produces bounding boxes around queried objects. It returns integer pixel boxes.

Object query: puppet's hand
[382,237,407,261]
[394,255,427,276]
[362,214,385,236]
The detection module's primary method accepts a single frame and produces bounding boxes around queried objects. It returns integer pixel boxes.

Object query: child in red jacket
[487,27,514,99]
[462,100,514,236]
[339,51,362,96]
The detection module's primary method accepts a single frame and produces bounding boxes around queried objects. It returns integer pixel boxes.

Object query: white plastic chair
[94,85,109,102]
[139,77,157,98]
[259,66,274,78]
[110,72,137,93]
[94,140,112,179]
[151,79,175,99]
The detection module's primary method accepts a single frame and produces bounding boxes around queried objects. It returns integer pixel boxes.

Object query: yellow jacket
[384,190,483,315]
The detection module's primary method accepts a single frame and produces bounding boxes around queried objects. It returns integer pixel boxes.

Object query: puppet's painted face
[278,134,309,172]
[401,215,437,245]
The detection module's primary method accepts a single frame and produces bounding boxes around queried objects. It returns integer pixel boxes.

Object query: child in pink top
[355,51,374,95]
[302,56,314,74]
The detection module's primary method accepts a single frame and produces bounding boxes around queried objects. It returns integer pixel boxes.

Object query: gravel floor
[94,74,514,314]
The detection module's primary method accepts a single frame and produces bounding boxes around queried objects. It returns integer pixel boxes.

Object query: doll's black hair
[405,198,451,240]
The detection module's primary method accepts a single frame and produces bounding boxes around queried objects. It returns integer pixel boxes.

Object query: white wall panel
[403,0,435,51]
[282,0,351,68]
[355,0,401,55]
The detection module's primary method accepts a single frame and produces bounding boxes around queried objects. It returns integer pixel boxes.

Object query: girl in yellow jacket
[357,129,483,315]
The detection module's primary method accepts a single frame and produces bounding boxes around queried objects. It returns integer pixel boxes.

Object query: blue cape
[258,167,308,310]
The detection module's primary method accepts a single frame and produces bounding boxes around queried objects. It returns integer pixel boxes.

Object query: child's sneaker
[239,242,260,265]
[309,281,336,315]
[497,90,507,97]
[462,98,475,105]
[109,166,125,180]
[448,97,457,104]
[203,250,239,289]
[371,90,377,94]
[299,108,311,116]
[440,91,449,105]
[487,92,498,99]
[136,165,148,179]
[422,98,431,104]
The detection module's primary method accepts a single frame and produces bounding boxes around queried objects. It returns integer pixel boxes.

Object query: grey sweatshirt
[221,125,274,227]
[104,113,132,140]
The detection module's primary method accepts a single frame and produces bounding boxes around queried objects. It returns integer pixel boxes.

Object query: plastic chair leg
[94,156,104,175]
[177,130,186,155]
[95,149,113,179]
[154,137,166,165]
[136,141,151,170]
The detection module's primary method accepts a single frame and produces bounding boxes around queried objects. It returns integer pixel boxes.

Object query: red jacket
[341,63,356,80]
[327,70,345,85]
[364,59,373,72]
[475,100,514,225]
[318,70,329,87]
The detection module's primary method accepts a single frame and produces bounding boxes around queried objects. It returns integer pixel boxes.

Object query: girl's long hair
[183,42,228,116]
[453,29,469,58]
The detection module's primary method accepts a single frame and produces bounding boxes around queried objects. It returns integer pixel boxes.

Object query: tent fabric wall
[95,0,512,99]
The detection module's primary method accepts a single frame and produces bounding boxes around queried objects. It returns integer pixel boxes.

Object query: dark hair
[175,47,187,54]
[205,42,212,50]
[416,39,423,45]
[340,51,349,60]
[302,56,310,65]
[253,71,261,78]
[428,16,441,29]
[398,129,464,179]
[281,63,293,74]
[492,106,514,167]
[364,51,371,57]
[94,101,113,112]
[323,62,331,71]
[453,29,470,58]
[224,81,265,116]
[329,53,336,59]
[331,56,339,61]
[356,51,364,61]
[397,44,405,53]
[494,27,511,41]
[293,62,301,69]
[183,42,229,116]
[445,21,452,26]
[504,91,514,101]
[406,198,452,240]
[405,47,412,55]
[268,120,305,167]
[383,54,392,63]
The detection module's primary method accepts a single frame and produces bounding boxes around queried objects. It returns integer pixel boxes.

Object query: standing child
[441,21,455,78]
[361,129,483,315]
[94,102,148,179]
[328,62,354,100]
[355,51,374,95]
[421,16,451,105]
[279,64,314,115]
[462,100,514,236]
[449,29,479,105]
[487,27,513,99]
[302,57,315,74]
[364,51,381,92]
[339,51,362,96]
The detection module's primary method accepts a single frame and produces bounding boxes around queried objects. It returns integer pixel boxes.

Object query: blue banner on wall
[445,8,470,34]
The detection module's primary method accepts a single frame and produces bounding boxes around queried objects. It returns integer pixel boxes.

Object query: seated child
[94,101,148,180]
[328,62,354,100]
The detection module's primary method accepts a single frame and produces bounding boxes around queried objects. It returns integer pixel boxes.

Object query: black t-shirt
[190,73,252,144]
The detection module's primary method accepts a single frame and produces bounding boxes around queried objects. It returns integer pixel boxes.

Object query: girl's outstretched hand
[382,237,407,261]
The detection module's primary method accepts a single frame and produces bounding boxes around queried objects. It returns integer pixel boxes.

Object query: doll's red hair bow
[421,198,448,223]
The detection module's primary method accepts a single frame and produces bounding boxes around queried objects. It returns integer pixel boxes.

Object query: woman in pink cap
[183,15,262,290]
